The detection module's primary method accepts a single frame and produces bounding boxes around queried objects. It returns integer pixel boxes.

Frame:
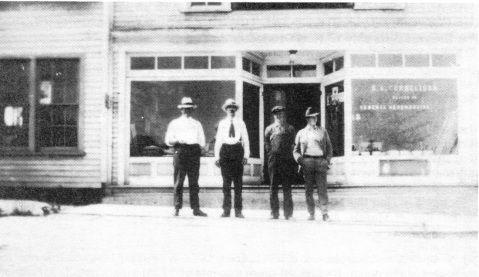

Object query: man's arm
[214,120,223,160]
[164,121,177,146]
[292,131,303,164]
[241,120,250,159]
[323,128,333,163]
[264,126,272,154]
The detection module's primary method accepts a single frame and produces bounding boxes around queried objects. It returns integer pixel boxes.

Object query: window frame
[182,2,232,13]
[0,56,84,157]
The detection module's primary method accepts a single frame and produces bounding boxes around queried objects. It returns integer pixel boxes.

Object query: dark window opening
[232,2,354,10]
[211,56,236,69]
[130,57,155,70]
[184,56,209,69]
[157,57,181,69]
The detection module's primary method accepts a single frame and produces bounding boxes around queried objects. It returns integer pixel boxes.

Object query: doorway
[263,83,321,184]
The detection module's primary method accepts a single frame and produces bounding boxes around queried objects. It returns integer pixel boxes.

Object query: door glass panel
[243,82,260,158]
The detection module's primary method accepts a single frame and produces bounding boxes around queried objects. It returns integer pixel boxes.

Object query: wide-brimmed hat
[177,97,197,109]
[271,105,286,114]
[222,98,239,111]
[305,107,319,117]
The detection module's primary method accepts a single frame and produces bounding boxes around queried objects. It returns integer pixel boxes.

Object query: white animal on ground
[0,200,60,216]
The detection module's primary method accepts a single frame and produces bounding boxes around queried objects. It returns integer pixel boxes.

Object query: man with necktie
[215,99,250,218]
[165,97,208,217]
[293,107,333,221]
[264,105,296,220]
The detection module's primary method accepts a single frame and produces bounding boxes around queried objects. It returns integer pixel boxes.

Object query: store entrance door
[263,83,321,184]
[325,81,345,157]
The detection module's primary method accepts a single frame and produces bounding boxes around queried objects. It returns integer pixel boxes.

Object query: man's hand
[297,156,304,166]
[215,160,220,168]
[242,158,248,165]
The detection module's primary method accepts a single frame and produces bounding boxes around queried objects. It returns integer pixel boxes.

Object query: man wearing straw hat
[293,107,333,221]
[165,97,208,217]
[264,105,296,220]
[214,99,250,218]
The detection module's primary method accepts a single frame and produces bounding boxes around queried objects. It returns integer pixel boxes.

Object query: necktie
[228,121,235,138]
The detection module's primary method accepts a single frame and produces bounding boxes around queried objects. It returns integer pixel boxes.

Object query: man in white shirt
[165,97,207,217]
[214,99,250,218]
[293,107,333,221]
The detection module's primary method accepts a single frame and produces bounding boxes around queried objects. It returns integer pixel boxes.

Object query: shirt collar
[306,124,318,131]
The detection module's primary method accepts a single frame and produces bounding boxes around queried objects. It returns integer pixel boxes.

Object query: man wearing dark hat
[293,107,333,221]
[264,106,296,220]
[214,98,250,218]
[165,97,207,217]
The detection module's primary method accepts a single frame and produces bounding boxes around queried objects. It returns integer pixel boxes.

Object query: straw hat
[177,97,197,109]
[222,98,239,112]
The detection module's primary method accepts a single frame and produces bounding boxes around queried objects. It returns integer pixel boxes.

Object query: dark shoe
[285,215,292,220]
[193,209,207,217]
[221,211,230,217]
[235,210,244,218]
[308,214,315,221]
[322,214,330,222]
[270,213,279,220]
[173,209,179,217]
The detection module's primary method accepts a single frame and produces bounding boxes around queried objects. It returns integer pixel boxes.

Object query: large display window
[352,79,457,155]
[130,81,235,157]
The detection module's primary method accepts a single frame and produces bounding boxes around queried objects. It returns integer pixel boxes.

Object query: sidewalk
[62,204,477,234]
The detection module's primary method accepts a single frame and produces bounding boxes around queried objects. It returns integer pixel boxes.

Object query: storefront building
[0,2,477,193]
[111,2,477,188]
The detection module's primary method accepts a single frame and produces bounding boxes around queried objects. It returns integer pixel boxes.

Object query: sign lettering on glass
[352,79,457,155]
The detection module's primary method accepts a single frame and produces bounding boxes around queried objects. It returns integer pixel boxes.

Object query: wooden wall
[0,2,106,188]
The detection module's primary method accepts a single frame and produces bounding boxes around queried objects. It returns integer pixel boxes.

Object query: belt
[303,155,325,159]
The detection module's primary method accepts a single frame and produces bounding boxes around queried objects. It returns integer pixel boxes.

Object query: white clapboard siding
[0,2,105,189]
[113,3,473,30]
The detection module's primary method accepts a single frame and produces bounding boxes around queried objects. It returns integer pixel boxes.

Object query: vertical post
[28,58,36,152]
[343,51,353,158]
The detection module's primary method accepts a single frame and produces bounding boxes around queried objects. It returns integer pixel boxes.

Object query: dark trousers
[268,156,294,217]
[302,157,329,215]
[173,144,201,210]
[219,144,244,212]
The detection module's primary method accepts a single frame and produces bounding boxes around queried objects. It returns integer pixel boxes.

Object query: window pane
[334,57,344,71]
[211,56,235,69]
[352,79,457,155]
[323,60,334,75]
[184,56,208,69]
[432,54,456,67]
[191,2,206,6]
[267,65,291,78]
[36,59,79,147]
[157,57,181,69]
[251,61,261,76]
[131,57,155,70]
[130,81,235,157]
[293,65,316,77]
[0,59,30,147]
[351,54,375,67]
[242,57,251,72]
[243,82,260,158]
[405,54,429,67]
[378,54,403,67]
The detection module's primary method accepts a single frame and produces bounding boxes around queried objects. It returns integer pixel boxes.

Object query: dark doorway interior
[325,81,345,157]
[263,83,321,184]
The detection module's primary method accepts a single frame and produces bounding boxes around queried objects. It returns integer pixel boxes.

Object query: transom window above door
[129,55,236,71]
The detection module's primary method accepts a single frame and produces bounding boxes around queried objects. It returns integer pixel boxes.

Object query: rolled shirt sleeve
[241,120,250,159]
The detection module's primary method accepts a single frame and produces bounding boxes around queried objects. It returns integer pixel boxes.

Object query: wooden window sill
[0,149,86,158]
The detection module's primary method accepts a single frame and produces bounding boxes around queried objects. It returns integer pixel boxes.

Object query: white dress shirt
[214,116,250,159]
[165,115,205,147]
